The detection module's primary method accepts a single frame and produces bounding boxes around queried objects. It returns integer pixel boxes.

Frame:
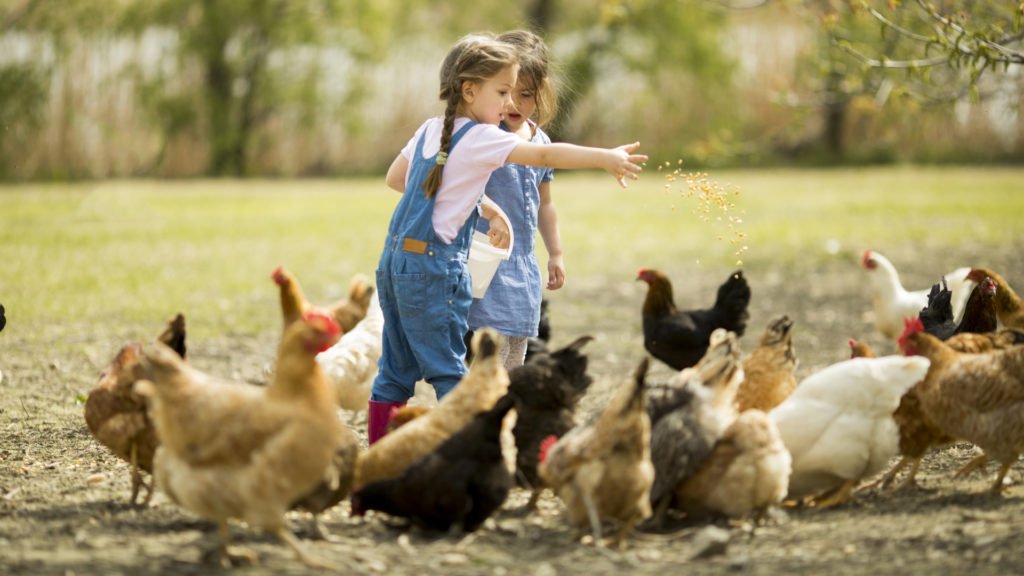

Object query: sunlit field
[2,166,1021,346]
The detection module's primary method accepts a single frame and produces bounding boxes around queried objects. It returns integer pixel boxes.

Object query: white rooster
[316,290,384,411]
[860,250,971,340]
[769,355,931,507]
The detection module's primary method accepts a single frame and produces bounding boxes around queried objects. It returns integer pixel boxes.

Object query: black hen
[638,269,751,371]
[920,276,999,340]
[0,303,6,333]
[523,299,551,363]
[919,279,956,340]
[350,395,515,532]
[507,335,594,504]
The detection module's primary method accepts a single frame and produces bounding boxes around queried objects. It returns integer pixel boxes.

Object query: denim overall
[371,121,479,403]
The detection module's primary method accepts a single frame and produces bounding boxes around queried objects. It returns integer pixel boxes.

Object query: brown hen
[899,318,1024,495]
[539,359,654,547]
[674,409,790,521]
[736,315,797,413]
[84,313,186,506]
[136,312,343,567]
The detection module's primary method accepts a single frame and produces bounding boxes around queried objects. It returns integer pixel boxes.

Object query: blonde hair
[423,34,519,199]
[498,30,559,128]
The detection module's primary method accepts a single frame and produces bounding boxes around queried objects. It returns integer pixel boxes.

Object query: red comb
[272,266,287,286]
[897,317,924,355]
[303,310,341,336]
[539,435,558,463]
[860,250,872,268]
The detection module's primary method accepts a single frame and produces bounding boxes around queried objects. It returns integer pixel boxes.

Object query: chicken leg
[129,443,153,508]
[580,489,603,544]
[896,458,923,491]
[276,527,339,570]
[988,460,1014,496]
[813,479,857,509]
[954,454,990,479]
[210,521,258,568]
[860,457,912,492]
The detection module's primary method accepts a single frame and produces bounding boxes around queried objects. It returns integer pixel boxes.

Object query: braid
[421,33,518,198]
[423,92,458,199]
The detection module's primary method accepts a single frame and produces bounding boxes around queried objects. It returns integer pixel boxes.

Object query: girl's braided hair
[422,34,518,199]
[497,30,559,128]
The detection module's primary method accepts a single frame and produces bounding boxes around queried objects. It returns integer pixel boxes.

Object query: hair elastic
[435,151,448,166]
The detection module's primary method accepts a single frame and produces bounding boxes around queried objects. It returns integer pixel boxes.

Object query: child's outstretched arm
[507,141,647,188]
[537,182,564,290]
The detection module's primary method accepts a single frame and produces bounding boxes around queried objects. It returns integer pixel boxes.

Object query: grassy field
[2,166,1021,344]
[4,166,1024,574]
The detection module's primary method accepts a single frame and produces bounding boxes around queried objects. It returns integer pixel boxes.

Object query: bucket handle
[479,195,514,258]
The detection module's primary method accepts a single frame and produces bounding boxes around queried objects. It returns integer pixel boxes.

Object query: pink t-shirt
[401,117,521,243]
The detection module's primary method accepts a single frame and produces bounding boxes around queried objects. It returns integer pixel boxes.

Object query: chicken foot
[895,458,924,491]
[276,527,340,570]
[954,454,990,479]
[860,457,911,492]
[304,514,344,544]
[128,443,153,508]
[206,521,258,568]
[813,479,857,509]
[988,460,1015,496]
[609,515,641,549]
[580,490,603,544]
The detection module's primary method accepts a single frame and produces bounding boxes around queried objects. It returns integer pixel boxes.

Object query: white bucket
[468,197,514,298]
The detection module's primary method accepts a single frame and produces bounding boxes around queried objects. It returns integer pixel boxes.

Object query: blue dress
[467,124,554,338]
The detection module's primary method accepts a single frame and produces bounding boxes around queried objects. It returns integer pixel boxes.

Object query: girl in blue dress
[468,30,563,370]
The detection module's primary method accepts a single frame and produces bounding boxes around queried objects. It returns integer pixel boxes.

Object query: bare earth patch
[3,241,1024,574]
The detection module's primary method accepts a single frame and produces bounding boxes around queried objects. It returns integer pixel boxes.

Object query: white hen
[769,355,930,507]
[860,250,970,340]
[316,290,383,411]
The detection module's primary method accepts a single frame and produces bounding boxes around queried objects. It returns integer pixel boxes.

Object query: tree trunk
[201,0,236,175]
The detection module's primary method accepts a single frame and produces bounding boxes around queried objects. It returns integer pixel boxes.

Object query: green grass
[1,166,1022,346]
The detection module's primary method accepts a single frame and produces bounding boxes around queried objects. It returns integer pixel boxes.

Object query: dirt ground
[3,242,1024,575]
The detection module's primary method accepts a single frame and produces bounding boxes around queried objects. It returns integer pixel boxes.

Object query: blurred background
[0,0,1021,180]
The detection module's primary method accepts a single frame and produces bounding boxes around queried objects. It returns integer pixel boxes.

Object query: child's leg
[503,336,528,371]
[368,268,421,444]
[406,262,473,400]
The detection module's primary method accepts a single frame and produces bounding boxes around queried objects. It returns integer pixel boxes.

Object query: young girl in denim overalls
[468,30,563,370]
[368,33,648,444]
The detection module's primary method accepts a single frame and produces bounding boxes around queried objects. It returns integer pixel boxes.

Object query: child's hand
[546,254,565,290]
[607,142,647,188]
[487,215,510,249]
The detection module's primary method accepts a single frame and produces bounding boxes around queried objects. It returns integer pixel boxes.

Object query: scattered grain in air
[662,160,749,264]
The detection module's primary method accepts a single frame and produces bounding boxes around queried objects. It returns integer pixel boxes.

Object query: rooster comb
[538,435,558,463]
[271,266,289,286]
[302,310,341,336]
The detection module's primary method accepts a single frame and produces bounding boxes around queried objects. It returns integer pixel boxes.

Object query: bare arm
[385,154,409,192]
[479,200,510,249]
[537,181,564,290]
[506,141,646,188]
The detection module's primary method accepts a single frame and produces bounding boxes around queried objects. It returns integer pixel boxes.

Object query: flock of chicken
[82,250,1024,568]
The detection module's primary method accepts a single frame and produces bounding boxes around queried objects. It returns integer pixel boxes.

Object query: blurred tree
[781,0,1021,160]
[526,0,737,162]
[119,0,356,176]
[834,0,1022,99]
